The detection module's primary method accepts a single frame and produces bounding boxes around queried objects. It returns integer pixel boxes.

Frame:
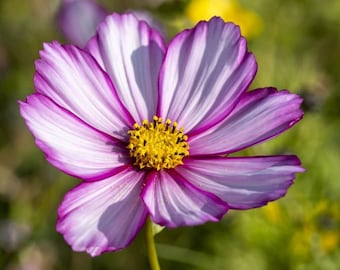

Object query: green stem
[145,217,161,270]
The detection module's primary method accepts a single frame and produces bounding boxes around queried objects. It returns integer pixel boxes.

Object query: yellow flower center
[127,116,189,170]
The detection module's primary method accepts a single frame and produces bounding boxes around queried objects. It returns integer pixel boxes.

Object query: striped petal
[176,156,304,209]
[158,17,256,134]
[189,88,303,155]
[87,13,165,123]
[142,170,229,227]
[57,168,148,256]
[19,94,129,181]
[35,41,133,141]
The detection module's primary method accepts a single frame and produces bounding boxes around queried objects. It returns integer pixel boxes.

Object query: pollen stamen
[127,116,189,170]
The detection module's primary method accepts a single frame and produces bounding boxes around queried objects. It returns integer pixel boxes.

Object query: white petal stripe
[35,41,133,140]
[189,88,304,155]
[88,13,165,123]
[142,170,228,227]
[158,17,256,134]
[57,168,148,256]
[176,156,304,209]
[19,94,129,181]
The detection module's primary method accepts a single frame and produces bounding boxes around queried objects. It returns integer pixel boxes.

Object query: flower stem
[145,217,161,270]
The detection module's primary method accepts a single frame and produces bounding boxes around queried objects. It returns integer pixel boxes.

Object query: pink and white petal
[57,168,148,256]
[85,35,104,67]
[19,94,129,181]
[57,0,108,47]
[130,10,166,37]
[87,13,166,123]
[35,41,133,140]
[158,17,256,134]
[142,170,229,227]
[189,88,304,155]
[175,156,304,210]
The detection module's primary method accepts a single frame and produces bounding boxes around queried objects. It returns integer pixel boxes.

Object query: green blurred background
[1,0,340,269]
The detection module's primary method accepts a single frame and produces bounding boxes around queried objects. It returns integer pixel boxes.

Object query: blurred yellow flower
[315,200,340,254]
[263,202,282,224]
[315,199,328,214]
[320,231,339,253]
[290,200,340,257]
[186,0,263,38]
[291,224,315,257]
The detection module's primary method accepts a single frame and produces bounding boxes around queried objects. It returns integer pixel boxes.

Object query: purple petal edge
[19,94,129,182]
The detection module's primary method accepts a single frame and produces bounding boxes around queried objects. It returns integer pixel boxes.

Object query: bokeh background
[1,0,340,269]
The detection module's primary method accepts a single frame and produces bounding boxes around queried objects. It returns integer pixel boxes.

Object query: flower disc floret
[127,116,189,170]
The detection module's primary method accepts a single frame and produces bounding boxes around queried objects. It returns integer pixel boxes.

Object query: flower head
[20,13,304,256]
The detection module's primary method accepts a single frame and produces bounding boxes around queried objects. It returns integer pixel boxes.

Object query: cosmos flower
[19,13,304,256]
